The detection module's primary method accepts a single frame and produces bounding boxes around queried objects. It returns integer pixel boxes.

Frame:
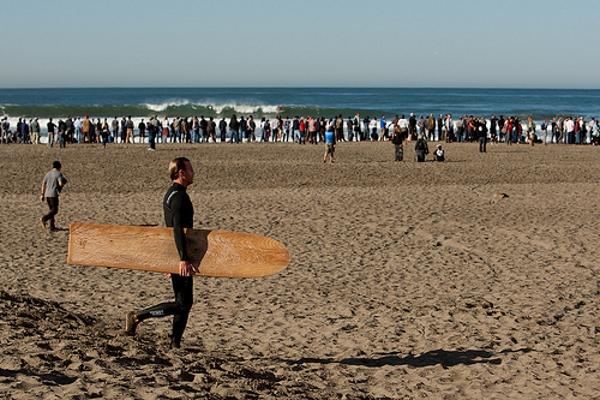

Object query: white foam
[142,99,191,112]
[139,100,281,115]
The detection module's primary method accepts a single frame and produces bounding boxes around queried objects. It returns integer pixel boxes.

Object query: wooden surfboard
[67,222,291,278]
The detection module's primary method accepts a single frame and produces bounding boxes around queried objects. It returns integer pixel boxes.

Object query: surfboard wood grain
[67,222,290,278]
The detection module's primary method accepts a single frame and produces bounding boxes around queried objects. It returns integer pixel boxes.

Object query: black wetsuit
[136,183,194,347]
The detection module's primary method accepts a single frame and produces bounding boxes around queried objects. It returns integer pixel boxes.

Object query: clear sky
[1,0,598,88]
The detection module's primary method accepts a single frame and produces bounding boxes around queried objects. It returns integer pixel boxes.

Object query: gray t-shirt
[43,170,66,198]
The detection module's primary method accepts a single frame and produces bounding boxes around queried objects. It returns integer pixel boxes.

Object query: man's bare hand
[178,261,197,276]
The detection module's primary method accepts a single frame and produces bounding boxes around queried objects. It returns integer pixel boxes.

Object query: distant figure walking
[414,135,429,162]
[40,161,68,232]
[391,124,404,161]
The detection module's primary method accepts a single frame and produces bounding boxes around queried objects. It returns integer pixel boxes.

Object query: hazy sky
[1,0,599,88]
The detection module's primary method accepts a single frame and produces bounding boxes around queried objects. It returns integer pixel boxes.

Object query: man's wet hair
[169,157,190,180]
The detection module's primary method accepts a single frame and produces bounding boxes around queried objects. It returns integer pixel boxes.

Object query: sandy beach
[0,141,598,399]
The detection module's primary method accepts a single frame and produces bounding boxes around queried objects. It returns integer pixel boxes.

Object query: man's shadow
[283,348,532,369]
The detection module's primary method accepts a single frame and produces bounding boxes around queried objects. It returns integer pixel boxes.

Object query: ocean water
[1,88,599,120]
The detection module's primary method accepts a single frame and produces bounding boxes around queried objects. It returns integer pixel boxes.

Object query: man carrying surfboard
[125,157,198,349]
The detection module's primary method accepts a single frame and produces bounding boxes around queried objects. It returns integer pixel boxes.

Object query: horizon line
[0,86,600,91]
[1,85,600,91]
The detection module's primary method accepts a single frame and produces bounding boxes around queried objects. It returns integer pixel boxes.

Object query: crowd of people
[1,113,599,147]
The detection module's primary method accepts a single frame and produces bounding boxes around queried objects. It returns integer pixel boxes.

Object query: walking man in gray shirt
[40,161,68,231]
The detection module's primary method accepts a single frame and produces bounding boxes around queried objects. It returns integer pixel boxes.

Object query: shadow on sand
[282,348,532,369]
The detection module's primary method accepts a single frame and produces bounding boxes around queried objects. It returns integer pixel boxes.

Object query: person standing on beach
[504,117,513,145]
[323,125,336,163]
[283,117,290,142]
[47,118,56,148]
[379,115,386,141]
[40,161,67,232]
[20,119,30,144]
[246,116,255,142]
[218,117,227,142]
[445,114,454,142]
[426,114,435,141]
[111,117,119,143]
[414,135,429,162]
[527,116,536,146]
[31,118,40,144]
[58,119,68,148]
[497,115,505,142]
[147,116,157,151]
[398,114,409,142]
[16,119,22,142]
[577,117,585,145]
[541,120,549,144]
[74,117,82,143]
[101,118,110,148]
[125,116,134,144]
[345,117,354,143]
[65,117,74,143]
[162,117,170,143]
[82,115,91,143]
[588,118,597,144]
[191,117,199,143]
[417,116,426,138]
[550,118,558,144]
[409,113,417,140]
[335,115,344,142]
[353,114,361,142]
[391,123,404,161]
[478,118,488,152]
[138,119,146,144]
[362,116,369,141]
[489,115,497,143]
[437,114,444,142]
[299,117,307,144]
[292,116,300,143]
[200,116,209,143]
[366,117,376,141]
[564,117,574,144]
[229,114,240,143]
[240,116,248,142]
[119,117,126,143]
[0,118,6,143]
[125,157,198,349]
[208,117,217,142]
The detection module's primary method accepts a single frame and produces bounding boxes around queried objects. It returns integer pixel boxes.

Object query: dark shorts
[326,144,335,154]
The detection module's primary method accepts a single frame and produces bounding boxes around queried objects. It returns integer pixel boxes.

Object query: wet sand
[0,141,599,399]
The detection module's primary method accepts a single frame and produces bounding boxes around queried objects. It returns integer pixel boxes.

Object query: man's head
[169,157,194,186]
[52,161,62,170]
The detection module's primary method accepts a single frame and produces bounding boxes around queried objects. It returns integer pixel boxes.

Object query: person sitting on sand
[434,144,445,161]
